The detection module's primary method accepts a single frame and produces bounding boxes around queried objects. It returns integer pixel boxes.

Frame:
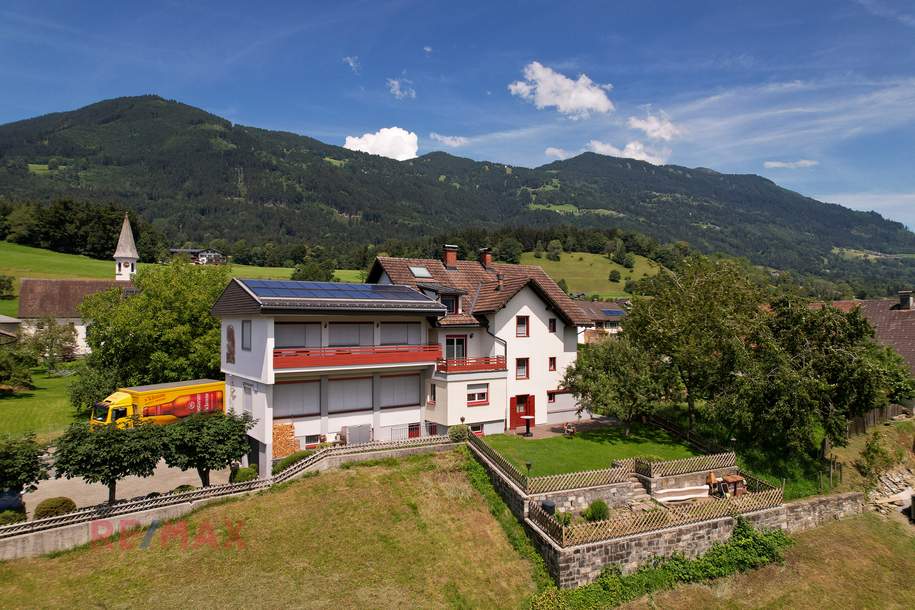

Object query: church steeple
[114,212,139,282]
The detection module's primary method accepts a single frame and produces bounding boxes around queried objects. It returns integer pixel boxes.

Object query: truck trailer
[91,379,225,426]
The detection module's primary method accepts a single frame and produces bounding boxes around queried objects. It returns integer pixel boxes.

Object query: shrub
[609,270,622,282]
[856,431,903,490]
[272,450,314,475]
[555,510,573,526]
[33,497,77,519]
[231,466,258,483]
[582,499,609,522]
[171,484,196,494]
[0,509,26,525]
[448,424,470,443]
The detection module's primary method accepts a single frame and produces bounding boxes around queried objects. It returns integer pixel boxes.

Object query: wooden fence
[528,481,783,547]
[846,404,908,436]
[634,452,736,478]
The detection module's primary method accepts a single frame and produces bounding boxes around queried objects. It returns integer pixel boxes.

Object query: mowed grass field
[519,251,661,299]
[623,513,915,609]
[0,367,76,441]
[0,241,361,316]
[484,424,697,476]
[0,451,538,609]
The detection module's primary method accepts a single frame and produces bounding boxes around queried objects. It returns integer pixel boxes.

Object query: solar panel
[602,309,625,316]
[241,279,433,302]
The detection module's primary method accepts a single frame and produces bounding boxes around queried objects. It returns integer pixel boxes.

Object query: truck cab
[91,391,136,426]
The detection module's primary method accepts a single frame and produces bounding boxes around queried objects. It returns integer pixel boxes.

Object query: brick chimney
[479,247,493,268]
[899,290,912,310]
[443,244,459,269]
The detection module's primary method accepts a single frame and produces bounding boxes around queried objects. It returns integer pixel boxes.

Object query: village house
[169,248,227,265]
[211,245,592,476]
[576,300,626,343]
[17,213,138,354]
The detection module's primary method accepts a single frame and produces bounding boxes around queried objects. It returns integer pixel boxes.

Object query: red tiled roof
[17,279,129,318]
[814,299,915,375]
[369,257,591,326]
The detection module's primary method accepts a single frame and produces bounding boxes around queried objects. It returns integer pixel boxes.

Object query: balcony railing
[436,356,507,374]
[274,344,442,369]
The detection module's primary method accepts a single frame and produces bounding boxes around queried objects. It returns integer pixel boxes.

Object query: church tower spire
[114,212,139,282]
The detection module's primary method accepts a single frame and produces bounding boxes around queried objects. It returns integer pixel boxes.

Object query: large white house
[211,245,591,477]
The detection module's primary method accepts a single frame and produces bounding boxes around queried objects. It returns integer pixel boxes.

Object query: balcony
[274,344,442,370]
[436,356,507,374]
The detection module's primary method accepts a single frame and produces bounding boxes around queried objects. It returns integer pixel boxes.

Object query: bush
[33,497,76,519]
[171,484,196,494]
[856,431,903,490]
[272,450,314,475]
[448,424,470,442]
[555,510,573,526]
[530,517,792,608]
[0,509,26,525]
[231,465,258,483]
[609,270,622,282]
[582,499,609,522]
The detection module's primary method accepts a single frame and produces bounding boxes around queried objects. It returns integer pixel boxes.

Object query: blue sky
[2,0,915,227]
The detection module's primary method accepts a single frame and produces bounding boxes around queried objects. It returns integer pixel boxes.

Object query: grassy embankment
[519,251,660,299]
[0,451,538,609]
[0,367,75,442]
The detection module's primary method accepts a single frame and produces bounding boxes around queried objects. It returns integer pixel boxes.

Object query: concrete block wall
[638,467,738,494]
[531,482,635,513]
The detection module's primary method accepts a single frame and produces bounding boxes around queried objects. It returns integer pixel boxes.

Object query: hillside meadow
[519,250,660,298]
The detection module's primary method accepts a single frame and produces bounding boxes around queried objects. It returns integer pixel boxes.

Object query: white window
[327,378,372,412]
[242,383,253,414]
[273,382,320,418]
[379,374,420,408]
[467,383,489,406]
[409,265,432,278]
[445,336,466,359]
[275,323,321,348]
[303,434,321,446]
[379,322,421,345]
[328,323,373,347]
[516,357,529,379]
[241,320,252,351]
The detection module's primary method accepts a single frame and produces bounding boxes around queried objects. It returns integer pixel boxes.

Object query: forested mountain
[1,95,913,294]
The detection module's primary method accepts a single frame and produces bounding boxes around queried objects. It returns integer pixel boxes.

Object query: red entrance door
[509,394,535,429]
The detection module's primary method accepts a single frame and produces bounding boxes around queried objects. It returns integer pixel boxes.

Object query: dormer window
[410,266,432,278]
[442,295,458,314]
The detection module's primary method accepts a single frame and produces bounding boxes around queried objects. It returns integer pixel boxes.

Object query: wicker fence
[0,435,452,540]
[528,479,784,547]
[466,433,529,490]
[634,452,736,478]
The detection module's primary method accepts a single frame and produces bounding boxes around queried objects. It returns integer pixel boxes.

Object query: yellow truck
[91,379,225,427]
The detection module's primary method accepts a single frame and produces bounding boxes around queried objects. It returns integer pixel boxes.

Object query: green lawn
[0,451,537,609]
[0,241,364,315]
[0,367,77,441]
[484,424,698,476]
[520,251,661,299]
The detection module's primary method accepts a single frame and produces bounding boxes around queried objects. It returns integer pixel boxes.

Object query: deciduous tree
[161,412,254,487]
[0,434,47,495]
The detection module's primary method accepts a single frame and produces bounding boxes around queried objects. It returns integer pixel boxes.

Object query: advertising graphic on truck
[91,379,225,427]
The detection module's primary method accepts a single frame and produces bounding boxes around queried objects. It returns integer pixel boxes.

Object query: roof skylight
[409,265,432,278]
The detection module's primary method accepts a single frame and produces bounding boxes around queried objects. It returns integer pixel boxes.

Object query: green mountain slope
[1,95,913,281]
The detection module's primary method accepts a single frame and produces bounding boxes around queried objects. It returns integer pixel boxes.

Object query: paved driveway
[23,459,231,517]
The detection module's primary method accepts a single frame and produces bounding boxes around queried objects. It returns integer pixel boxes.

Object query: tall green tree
[624,256,763,431]
[161,412,254,487]
[494,237,523,264]
[70,261,231,414]
[0,434,47,495]
[563,336,666,436]
[546,239,563,261]
[23,317,77,374]
[54,421,165,504]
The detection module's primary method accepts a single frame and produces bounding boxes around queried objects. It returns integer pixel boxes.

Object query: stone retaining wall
[532,481,635,513]
[530,491,865,588]
[639,467,738,493]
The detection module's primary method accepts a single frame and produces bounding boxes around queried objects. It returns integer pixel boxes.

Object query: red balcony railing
[436,356,507,374]
[274,344,442,369]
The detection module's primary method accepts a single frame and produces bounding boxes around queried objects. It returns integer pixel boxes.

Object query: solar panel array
[242,279,431,301]
[601,309,626,316]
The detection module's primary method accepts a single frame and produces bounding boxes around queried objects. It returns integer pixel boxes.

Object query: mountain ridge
[0,95,913,283]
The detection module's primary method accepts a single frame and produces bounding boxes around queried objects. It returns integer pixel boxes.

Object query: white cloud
[344,127,418,161]
[587,139,670,165]
[342,56,360,74]
[854,0,915,28]
[508,61,614,119]
[387,77,416,99]
[627,113,682,141]
[423,45,433,54]
[429,132,469,147]
[763,159,819,169]
[544,147,571,160]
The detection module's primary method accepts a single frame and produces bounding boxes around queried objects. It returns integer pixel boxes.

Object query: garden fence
[634,452,737,478]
